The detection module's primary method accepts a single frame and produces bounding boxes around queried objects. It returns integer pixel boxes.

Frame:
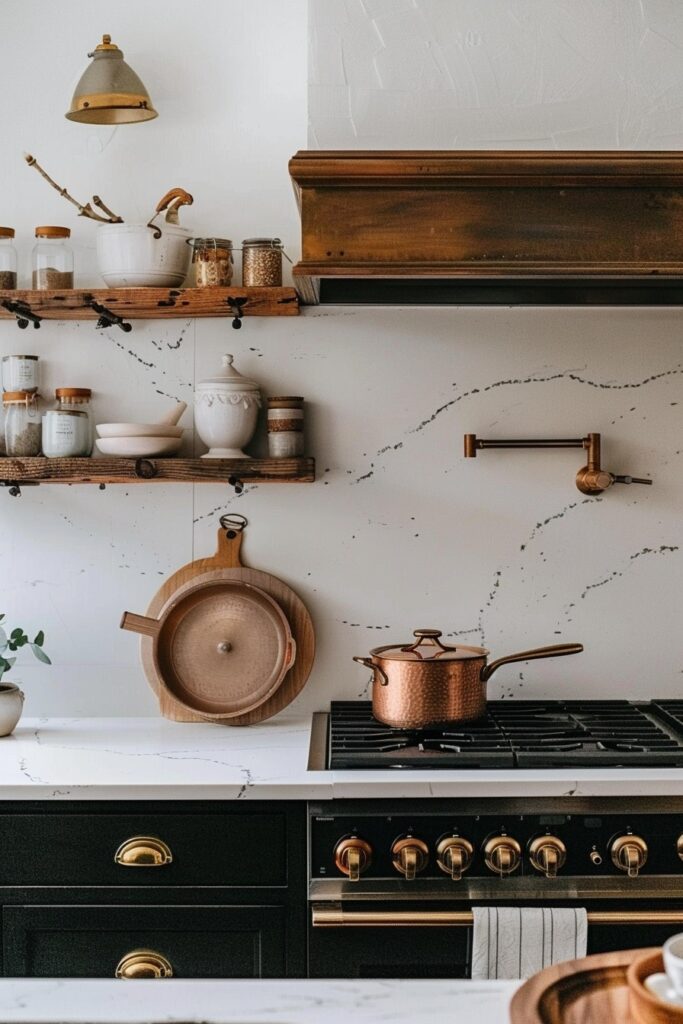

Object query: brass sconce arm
[464,432,653,495]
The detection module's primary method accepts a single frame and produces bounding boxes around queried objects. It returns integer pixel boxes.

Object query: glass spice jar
[190,238,234,287]
[54,388,93,455]
[242,238,285,287]
[0,228,17,289]
[32,226,74,289]
[2,354,40,394]
[4,392,42,456]
[267,396,304,458]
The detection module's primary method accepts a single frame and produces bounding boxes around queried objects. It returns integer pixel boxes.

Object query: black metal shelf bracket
[227,296,248,329]
[1,480,40,497]
[87,298,133,333]
[1,299,42,329]
[228,474,244,495]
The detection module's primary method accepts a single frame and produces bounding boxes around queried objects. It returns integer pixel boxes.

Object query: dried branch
[91,195,121,221]
[23,153,123,224]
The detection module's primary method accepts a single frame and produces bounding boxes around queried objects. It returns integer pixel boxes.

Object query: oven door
[309,902,683,978]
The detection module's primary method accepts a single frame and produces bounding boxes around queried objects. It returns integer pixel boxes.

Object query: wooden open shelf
[0,457,315,486]
[0,286,299,321]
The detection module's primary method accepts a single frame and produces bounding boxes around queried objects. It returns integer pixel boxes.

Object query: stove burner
[328,700,683,770]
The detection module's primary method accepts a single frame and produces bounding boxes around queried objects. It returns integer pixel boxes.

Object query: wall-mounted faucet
[463,432,652,495]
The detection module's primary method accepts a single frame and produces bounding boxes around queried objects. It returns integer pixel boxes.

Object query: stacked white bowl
[96,402,186,458]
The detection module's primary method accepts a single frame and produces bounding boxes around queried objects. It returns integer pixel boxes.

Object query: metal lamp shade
[66,35,157,124]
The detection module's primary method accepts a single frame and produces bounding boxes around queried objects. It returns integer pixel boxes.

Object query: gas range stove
[323,699,683,770]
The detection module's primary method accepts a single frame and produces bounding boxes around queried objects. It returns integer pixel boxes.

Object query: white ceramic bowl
[96,423,183,439]
[96,436,183,458]
[96,222,191,288]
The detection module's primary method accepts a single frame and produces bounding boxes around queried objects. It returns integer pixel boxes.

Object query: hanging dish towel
[471,906,587,980]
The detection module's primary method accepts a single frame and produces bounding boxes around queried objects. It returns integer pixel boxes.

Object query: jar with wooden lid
[2,354,39,394]
[267,396,304,458]
[242,238,285,287]
[55,388,93,455]
[190,238,234,287]
[32,226,74,289]
[0,228,17,289]
[4,392,41,456]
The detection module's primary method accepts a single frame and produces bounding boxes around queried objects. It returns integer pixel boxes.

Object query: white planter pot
[0,683,24,737]
[96,223,191,288]
[195,354,262,458]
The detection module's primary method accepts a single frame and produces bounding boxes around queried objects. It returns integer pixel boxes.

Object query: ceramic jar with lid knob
[194,354,262,458]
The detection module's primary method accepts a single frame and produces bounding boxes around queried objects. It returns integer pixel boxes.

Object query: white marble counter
[0,978,520,1023]
[3,716,683,800]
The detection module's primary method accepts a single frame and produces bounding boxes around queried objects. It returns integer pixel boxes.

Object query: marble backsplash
[2,306,681,716]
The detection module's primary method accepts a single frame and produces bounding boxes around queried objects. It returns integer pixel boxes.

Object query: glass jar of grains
[241,238,285,287]
[4,392,42,456]
[0,228,17,289]
[32,226,74,290]
[54,388,93,455]
[190,238,234,287]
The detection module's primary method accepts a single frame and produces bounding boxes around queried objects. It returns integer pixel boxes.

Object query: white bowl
[96,436,183,458]
[96,423,184,439]
[96,222,191,288]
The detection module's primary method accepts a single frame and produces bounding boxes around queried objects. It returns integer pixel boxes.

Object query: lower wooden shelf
[0,457,315,486]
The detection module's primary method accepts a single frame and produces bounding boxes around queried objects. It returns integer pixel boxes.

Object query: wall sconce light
[65,34,157,125]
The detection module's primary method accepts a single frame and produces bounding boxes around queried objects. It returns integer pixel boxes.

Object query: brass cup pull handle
[115,949,173,979]
[114,836,173,867]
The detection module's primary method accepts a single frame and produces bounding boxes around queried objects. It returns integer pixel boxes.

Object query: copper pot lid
[125,578,296,717]
[370,629,488,663]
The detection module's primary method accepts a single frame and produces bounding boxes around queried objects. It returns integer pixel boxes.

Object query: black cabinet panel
[0,811,286,887]
[3,905,286,978]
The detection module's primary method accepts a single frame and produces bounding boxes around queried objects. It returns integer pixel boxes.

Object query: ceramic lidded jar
[195,354,262,458]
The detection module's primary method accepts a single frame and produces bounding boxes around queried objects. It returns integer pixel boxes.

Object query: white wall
[1,0,682,717]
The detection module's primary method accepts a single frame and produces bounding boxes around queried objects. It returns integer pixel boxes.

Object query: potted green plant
[0,615,50,736]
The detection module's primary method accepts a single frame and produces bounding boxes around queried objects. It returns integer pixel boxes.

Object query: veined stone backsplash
[2,308,682,715]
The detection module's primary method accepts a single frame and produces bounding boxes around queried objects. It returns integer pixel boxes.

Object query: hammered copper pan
[354,628,583,728]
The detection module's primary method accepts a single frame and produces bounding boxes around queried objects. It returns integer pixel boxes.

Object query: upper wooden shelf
[0,286,299,322]
[0,457,314,488]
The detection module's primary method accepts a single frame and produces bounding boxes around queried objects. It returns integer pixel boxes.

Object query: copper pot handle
[353,656,389,686]
[480,643,584,682]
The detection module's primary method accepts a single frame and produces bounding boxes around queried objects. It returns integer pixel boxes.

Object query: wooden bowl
[627,950,683,1024]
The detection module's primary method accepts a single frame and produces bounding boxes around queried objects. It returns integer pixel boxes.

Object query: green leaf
[0,627,6,647]
[0,614,5,622]
[33,631,45,647]
[10,628,22,640]
[15,636,28,648]
[31,645,51,665]
[7,642,16,652]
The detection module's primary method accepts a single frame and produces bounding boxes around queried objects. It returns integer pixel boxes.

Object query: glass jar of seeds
[190,238,234,287]
[0,228,17,289]
[2,354,39,394]
[242,238,285,287]
[32,226,74,290]
[55,388,93,455]
[4,392,42,456]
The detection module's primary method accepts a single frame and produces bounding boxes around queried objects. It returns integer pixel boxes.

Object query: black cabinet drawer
[3,905,285,978]
[0,811,286,887]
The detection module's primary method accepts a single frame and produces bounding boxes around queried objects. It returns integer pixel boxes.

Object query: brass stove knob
[610,835,648,878]
[391,837,429,880]
[436,837,474,881]
[677,835,683,862]
[528,835,567,879]
[334,837,373,881]
[483,835,522,877]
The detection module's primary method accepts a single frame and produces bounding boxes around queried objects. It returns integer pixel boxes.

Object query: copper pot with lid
[354,629,583,729]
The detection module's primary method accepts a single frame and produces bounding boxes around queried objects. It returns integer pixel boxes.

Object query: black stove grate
[328,700,683,770]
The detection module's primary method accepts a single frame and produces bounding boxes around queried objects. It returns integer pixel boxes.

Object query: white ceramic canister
[96,222,192,287]
[195,354,261,458]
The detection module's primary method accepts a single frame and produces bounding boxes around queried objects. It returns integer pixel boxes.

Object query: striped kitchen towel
[471,906,587,979]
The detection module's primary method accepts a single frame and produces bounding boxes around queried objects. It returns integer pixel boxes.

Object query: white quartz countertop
[3,716,683,800]
[0,978,520,1023]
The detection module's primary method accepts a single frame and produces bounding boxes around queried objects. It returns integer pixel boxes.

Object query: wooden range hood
[289,150,683,305]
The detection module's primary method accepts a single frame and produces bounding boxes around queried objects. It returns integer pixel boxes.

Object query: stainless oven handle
[312,907,683,928]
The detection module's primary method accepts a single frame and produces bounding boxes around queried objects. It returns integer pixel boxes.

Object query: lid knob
[222,354,234,368]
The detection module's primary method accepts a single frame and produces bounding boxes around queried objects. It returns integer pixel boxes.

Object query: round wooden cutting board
[139,524,315,724]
